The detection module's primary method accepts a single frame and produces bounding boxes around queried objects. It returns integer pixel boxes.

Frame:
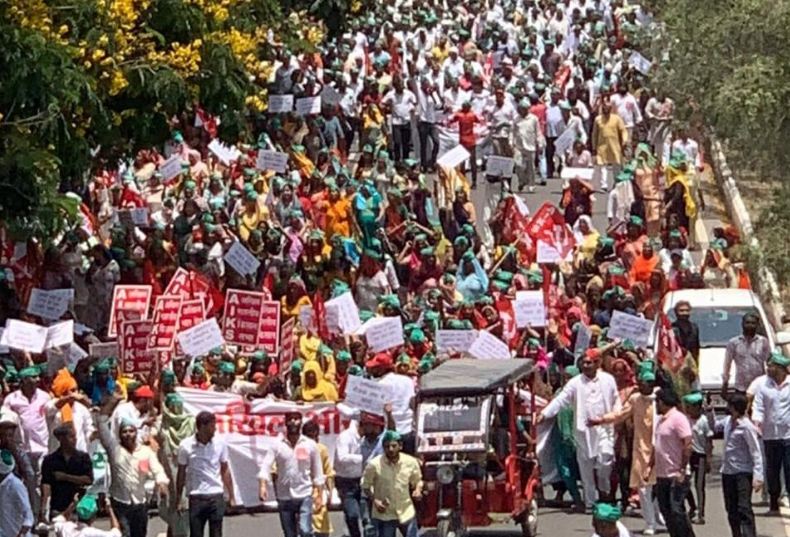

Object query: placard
[120,319,155,374]
[514,290,546,328]
[255,150,289,173]
[268,94,294,113]
[608,310,654,348]
[148,295,182,351]
[437,144,471,168]
[485,156,515,178]
[344,375,394,416]
[89,342,120,361]
[295,96,322,116]
[574,323,592,358]
[363,317,405,353]
[46,320,74,349]
[222,290,281,353]
[177,318,225,358]
[279,317,296,373]
[436,330,478,353]
[108,285,152,338]
[159,155,183,182]
[164,268,191,297]
[224,241,261,276]
[27,288,73,320]
[2,319,48,354]
[553,126,577,156]
[325,292,362,335]
[131,207,149,226]
[468,330,511,360]
[114,310,142,343]
[208,139,242,166]
[536,240,572,264]
[177,299,206,335]
[299,306,315,332]
[628,51,652,75]
[320,86,342,106]
[560,167,595,181]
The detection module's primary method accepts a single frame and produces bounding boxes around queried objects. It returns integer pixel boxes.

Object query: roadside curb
[708,137,788,332]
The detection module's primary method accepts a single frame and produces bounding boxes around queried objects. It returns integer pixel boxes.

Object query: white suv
[658,288,790,409]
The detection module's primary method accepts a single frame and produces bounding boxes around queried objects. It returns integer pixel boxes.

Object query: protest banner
[255,150,289,173]
[267,94,294,113]
[485,156,515,178]
[436,330,478,353]
[608,311,654,348]
[325,292,362,335]
[89,341,120,361]
[222,290,281,353]
[2,319,48,353]
[279,317,296,372]
[628,51,652,75]
[553,126,577,156]
[119,319,155,374]
[224,241,261,276]
[362,316,404,353]
[468,330,511,360]
[344,375,393,416]
[177,318,225,358]
[148,295,182,351]
[561,167,595,181]
[526,202,575,259]
[27,288,73,320]
[514,290,546,327]
[108,285,152,338]
[437,144,471,168]
[159,155,182,182]
[574,323,592,358]
[164,267,191,297]
[295,96,322,116]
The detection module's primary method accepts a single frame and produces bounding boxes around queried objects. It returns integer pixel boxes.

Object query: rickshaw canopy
[418,359,535,397]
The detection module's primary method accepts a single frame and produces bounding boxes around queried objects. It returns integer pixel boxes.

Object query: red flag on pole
[657,313,685,373]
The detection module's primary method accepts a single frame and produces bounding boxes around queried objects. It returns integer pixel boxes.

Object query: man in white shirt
[545,89,567,179]
[110,385,154,444]
[487,87,518,158]
[539,349,621,508]
[0,448,33,537]
[670,129,703,172]
[381,77,417,162]
[368,353,416,453]
[610,84,643,146]
[752,351,790,514]
[259,411,325,537]
[512,98,543,193]
[415,78,442,171]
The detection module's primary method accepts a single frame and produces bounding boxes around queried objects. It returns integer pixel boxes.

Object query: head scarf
[301,360,339,402]
[51,368,78,422]
[161,392,195,456]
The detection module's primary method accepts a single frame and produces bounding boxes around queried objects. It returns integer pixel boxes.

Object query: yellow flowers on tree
[0,0,340,241]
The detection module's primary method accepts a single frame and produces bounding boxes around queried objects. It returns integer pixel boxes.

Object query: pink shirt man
[2,388,51,456]
[654,406,692,478]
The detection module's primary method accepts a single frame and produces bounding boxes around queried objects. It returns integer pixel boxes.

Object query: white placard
[299,306,315,331]
[364,317,405,353]
[295,96,322,116]
[553,126,577,156]
[344,375,394,416]
[437,144,471,169]
[2,320,48,353]
[177,318,225,357]
[628,51,652,75]
[561,167,595,181]
[89,342,120,360]
[27,288,73,320]
[208,139,242,166]
[255,150,289,173]
[131,207,149,226]
[224,241,261,276]
[0,329,9,354]
[159,155,183,182]
[608,310,654,348]
[514,290,546,328]
[436,330,478,353]
[325,292,362,335]
[574,323,592,358]
[485,156,515,178]
[320,86,342,106]
[468,330,511,360]
[268,94,294,113]
[536,240,572,264]
[45,320,74,349]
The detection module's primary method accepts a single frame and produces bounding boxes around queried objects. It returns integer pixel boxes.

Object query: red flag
[312,291,329,340]
[657,313,685,373]
[526,202,574,258]
[189,270,224,317]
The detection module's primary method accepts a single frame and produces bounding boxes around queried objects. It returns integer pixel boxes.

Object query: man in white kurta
[539,350,621,508]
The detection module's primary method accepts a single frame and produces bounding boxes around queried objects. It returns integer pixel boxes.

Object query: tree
[645,0,790,286]
[0,0,336,241]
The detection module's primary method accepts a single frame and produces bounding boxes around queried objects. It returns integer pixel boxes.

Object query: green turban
[564,365,581,377]
[638,369,656,383]
[382,430,402,443]
[593,503,622,522]
[291,361,303,373]
[18,366,40,379]
[161,369,176,385]
[336,351,352,363]
[348,364,363,376]
[629,215,644,227]
[769,351,790,367]
[682,391,704,406]
[165,392,184,408]
[76,494,99,522]
[409,328,427,344]
[218,361,236,375]
[251,351,268,363]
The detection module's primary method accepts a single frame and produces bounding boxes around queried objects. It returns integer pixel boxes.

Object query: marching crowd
[0,1,789,537]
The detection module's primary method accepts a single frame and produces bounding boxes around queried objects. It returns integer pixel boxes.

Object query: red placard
[279,317,296,373]
[222,289,281,353]
[120,319,154,374]
[164,268,191,297]
[108,285,152,338]
[148,295,182,351]
[114,309,142,342]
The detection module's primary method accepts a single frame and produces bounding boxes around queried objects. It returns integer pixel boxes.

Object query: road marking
[782,506,790,537]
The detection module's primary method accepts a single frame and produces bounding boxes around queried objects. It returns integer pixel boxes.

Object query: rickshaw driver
[592,503,632,537]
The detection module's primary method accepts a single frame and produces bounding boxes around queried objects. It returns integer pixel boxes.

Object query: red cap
[366,352,394,371]
[133,385,155,399]
[585,348,602,360]
[359,411,385,426]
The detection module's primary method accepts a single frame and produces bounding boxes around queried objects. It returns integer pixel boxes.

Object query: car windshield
[667,307,767,347]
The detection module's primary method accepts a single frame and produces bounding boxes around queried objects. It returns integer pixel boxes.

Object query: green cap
[638,369,656,383]
[348,364,363,376]
[251,351,268,363]
[409,328,427,344]
[629,215,644,227]
[336,350,352,363]
[593,503,622,522]
[769,351,790,367]
[165,392,184,407]
[18,366,40,379]
[76,494,99,521]
[564,365,581,377]
[218,361,236,375]
[383,430,402,443]
[291,361,303,373]
[682,391,704,405]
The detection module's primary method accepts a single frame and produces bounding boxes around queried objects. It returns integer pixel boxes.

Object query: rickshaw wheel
[437,518,453,537]
[520,498,539,537]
